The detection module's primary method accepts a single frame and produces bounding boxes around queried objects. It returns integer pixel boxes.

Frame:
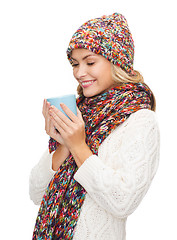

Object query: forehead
[71,49,97,60]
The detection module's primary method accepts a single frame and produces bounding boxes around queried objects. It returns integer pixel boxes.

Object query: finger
[45,103,51,130]
[48,117,57,136]
[49,108,69,132]
[50,114,66,136]
[48,116,65,145]
[43,99,50,117]
[46,101,51,111]
[42,99,46,117]
[45,113,51,134]
[46,103,54,131]
[50,105,73,127]
[60,103,78,123]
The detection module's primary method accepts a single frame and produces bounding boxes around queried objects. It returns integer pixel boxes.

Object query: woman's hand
[42,99,65,145]
[49,104,93,167]
[48,104,86,151]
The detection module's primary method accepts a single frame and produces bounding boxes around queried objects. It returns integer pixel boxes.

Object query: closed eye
[87,62,95,66]
[72,63,79,67]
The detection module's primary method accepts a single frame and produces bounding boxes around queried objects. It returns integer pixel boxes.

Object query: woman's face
[71,49,116,97]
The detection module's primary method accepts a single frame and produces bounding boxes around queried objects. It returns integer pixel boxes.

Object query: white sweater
[29,109,160,240]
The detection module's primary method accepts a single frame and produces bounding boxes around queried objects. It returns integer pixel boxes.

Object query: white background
[0,0,176,239]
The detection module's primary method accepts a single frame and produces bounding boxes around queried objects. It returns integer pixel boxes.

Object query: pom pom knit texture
[67,13,136,75]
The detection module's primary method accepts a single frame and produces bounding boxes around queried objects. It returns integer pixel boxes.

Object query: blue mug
[47,94,77,117]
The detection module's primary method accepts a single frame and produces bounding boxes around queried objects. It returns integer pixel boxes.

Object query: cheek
[73,69,78,80]
[89,65,103,79]
[99,65,112,82]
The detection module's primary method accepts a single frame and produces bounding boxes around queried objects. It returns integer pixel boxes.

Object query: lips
[80,80,96,88]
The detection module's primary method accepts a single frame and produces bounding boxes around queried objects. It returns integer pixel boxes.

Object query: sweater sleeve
[29,150,56,205]
[74,109,160,218]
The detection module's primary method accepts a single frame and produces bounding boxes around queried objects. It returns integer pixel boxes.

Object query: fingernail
[60,103,65,108]
[49,109,53,114]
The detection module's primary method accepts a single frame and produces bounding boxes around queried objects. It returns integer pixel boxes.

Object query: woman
[30,13,160,240]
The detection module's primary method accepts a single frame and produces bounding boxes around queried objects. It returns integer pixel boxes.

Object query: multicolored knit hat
[67,13,136,76]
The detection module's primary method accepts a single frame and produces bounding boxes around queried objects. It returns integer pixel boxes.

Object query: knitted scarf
[32,83,152,240]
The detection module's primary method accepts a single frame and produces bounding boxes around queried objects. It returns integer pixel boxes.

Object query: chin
[83,88,109,98]
[83,90,100,98]
[83,93,94,98]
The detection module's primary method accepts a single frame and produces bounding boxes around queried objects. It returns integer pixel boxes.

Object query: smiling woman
[71,49,115,97]
[29,12,160,240]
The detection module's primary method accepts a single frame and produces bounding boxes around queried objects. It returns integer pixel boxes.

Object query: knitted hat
[67,13,136,76]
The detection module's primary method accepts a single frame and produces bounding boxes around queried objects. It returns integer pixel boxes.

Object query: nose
[74,64,87,80]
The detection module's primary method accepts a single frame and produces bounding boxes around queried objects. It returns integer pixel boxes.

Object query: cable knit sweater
[29,109,160,240]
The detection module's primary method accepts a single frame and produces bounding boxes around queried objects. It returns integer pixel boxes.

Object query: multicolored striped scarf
[33,83,152,240]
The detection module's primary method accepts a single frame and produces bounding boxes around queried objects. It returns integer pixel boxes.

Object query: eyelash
[87,62,95,66]
[72,62,95,67]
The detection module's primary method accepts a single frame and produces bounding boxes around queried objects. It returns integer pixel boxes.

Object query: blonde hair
[77,64,156,111]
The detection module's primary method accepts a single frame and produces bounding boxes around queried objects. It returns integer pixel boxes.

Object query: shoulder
[122,109,160,141]
[111,109,159,137]
[101,109,160,149]
[128,109,158,124]
[98,109,160,170]
[123,109,159,132]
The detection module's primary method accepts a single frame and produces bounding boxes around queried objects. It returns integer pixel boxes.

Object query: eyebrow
[71,54,96,61]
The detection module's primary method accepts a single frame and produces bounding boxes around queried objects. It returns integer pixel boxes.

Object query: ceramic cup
[47,94,77,117]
